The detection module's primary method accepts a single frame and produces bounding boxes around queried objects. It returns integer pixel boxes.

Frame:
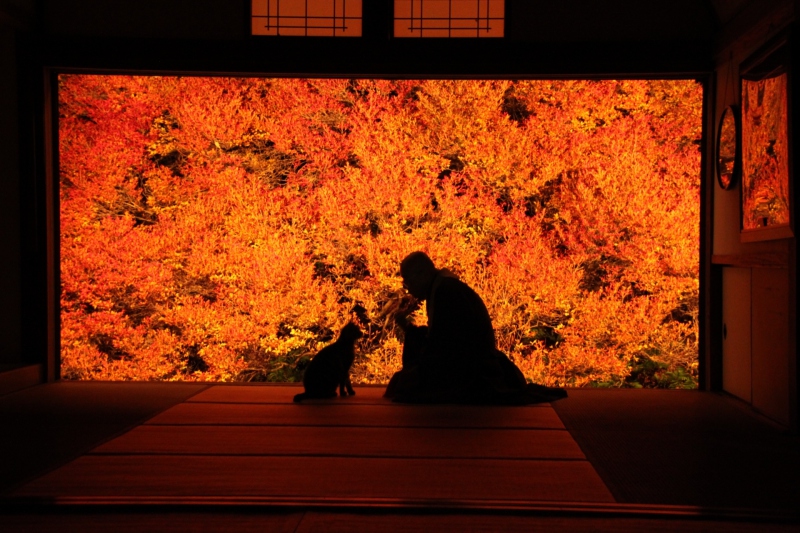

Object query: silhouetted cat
[293,322,363,402]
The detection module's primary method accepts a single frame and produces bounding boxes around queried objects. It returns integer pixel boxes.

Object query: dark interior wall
[0,23,22,366]
[508,0,716,42]
[40,0,247,40]
[38,0,718,43]
[712,0,797,428]
[0,0,34,25]
[31,1,715,76]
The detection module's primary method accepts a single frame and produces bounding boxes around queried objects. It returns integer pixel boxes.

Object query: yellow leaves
[60,76,700,387]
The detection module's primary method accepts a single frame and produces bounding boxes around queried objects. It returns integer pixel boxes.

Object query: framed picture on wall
[739,36,793,242]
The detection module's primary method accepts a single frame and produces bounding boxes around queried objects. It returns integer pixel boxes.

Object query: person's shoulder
[436,272,472,294]
[436,269,460,285]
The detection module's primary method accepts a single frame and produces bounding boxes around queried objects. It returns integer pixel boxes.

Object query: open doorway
[58,75,702,387]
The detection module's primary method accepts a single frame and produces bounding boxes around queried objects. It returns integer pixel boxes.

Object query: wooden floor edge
[2,496,797,523]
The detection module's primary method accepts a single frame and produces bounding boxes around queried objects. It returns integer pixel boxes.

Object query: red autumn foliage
[59,76,702,387]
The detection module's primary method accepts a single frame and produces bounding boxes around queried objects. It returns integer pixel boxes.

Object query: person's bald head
[400,252,437,300]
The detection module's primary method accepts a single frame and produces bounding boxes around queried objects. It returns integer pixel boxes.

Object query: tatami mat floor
[2,382,798,531]
[12,385,613,505]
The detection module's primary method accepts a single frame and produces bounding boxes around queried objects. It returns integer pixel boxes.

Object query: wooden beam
[711,253,790,268]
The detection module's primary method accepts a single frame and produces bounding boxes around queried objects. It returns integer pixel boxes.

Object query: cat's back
[305,342,342,374]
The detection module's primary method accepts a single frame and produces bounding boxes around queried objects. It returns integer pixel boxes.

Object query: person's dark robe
[385,271,566,404]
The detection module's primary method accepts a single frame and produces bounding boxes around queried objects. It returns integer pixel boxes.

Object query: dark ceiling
[708,0,754,25]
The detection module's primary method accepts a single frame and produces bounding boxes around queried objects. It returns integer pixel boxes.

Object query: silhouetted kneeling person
[294,323,362,402]
[384,251,566,405]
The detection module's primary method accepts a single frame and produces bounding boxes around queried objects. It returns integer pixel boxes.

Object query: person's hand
[394,312,410,332]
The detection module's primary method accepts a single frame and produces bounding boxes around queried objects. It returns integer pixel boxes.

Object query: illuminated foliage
[59,76,701,387]
[741,74,790,229]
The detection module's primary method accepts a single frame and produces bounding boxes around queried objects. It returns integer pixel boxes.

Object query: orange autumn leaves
[59,76,701,387]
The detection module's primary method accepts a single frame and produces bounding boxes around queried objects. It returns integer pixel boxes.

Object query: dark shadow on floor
[551,389,800,510]
[0,381,207,494]
[3,508,799,533]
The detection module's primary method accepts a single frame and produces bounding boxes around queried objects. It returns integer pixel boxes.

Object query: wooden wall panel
[722,267,752,402]
[751,267,790,425]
